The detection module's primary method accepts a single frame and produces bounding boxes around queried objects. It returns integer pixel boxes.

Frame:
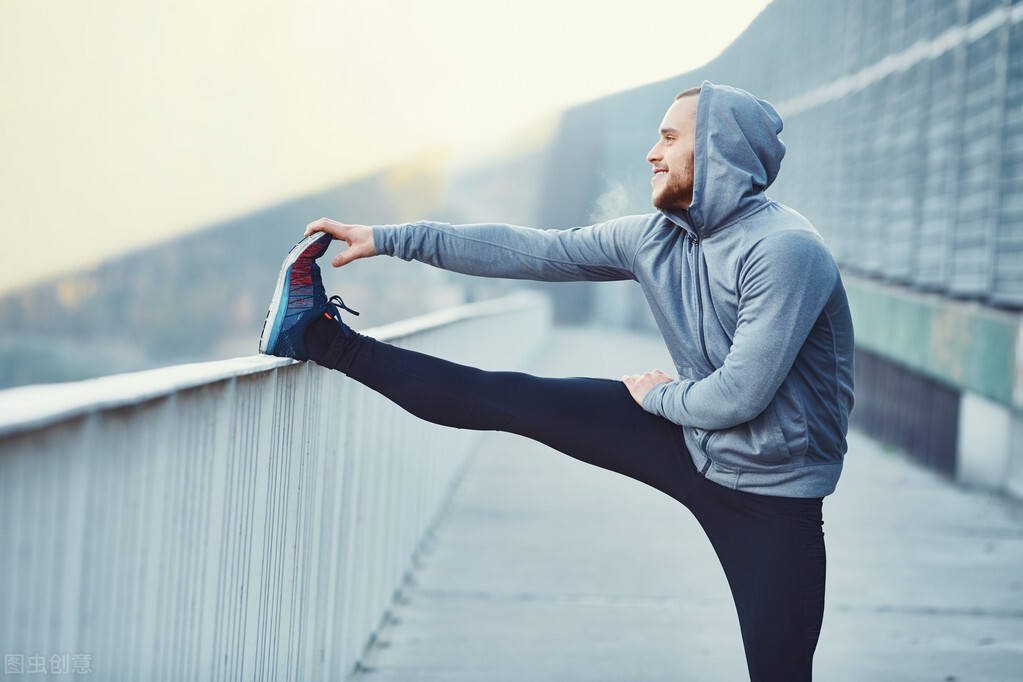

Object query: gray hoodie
[371,80,855,498]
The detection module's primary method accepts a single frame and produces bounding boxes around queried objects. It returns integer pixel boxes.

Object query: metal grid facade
[769,0,1023,307]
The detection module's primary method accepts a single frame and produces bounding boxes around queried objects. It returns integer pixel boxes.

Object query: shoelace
[327,294,360,318]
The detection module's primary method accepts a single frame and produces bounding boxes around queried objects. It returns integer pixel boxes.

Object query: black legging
[310,323,827,681]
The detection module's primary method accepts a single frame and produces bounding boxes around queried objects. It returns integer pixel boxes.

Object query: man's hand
[620,370,674,406]
[304,217,377,267]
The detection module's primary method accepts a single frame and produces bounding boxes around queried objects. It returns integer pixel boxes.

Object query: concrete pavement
[352,326,1023,681]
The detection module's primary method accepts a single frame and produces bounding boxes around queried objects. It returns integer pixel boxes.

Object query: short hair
[674,86,702,101]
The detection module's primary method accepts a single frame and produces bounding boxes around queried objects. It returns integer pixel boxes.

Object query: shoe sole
[258,232,332,354]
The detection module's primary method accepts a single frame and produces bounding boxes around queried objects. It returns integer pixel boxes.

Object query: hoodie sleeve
[640,229,838,429]
[371,217,647,282]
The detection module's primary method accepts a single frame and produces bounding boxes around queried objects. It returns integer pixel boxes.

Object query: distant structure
[529,0,1023,499]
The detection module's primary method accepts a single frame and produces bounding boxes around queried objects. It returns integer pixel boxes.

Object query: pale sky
[0,0,771,294]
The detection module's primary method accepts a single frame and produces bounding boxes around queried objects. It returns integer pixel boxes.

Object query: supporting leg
[687,480,827,682]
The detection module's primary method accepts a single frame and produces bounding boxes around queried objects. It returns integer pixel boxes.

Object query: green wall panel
[844,273,1021,409]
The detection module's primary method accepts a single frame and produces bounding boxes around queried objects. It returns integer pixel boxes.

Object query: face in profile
[646,95,699,212]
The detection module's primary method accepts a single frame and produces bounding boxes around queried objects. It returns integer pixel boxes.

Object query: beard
[651,168,694,212]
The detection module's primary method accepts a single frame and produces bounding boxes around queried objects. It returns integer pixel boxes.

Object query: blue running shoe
[259,231,337,359]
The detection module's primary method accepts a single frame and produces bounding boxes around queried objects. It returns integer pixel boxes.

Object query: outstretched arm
[638,230,839,429]
[304,216,650,282]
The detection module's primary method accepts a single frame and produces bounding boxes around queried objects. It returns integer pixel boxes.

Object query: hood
[661,80,786,238]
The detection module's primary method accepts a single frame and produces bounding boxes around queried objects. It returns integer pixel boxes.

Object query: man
[259,80,854,681]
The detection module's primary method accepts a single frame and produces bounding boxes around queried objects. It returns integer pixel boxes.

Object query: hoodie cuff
[640,380,671,417]
[371,224,408,258]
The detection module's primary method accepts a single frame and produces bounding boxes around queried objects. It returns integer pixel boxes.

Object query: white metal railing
[0,291,552,681]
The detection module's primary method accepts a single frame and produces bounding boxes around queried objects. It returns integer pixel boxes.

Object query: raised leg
[309,326,698,505]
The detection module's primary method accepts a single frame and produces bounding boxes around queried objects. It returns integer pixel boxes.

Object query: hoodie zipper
[688,233,715,369]
[688,230,715,478]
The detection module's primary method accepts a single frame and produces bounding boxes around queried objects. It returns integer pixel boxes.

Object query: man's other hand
[304,218,377,267]
[620,370,674,406]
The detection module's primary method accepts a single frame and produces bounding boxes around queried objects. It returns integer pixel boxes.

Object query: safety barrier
[0,291,552,680]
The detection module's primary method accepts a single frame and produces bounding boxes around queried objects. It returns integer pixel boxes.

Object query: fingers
[304,218,325,237]
[330,240,373,268]
[304,217,329,236]
[619,370,675,407]
[304,217,345,238]
[620,370,671,381]
[332,249,356,268]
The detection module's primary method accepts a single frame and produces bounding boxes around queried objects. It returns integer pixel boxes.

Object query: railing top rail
[0,291,545,439]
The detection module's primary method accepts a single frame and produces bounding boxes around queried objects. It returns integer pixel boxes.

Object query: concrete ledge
[844,273,1022,411]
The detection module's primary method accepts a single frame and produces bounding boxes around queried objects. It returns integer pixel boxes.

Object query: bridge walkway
[353,327,1023,682]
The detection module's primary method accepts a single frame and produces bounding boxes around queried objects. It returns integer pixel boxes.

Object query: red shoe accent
[287,258,315,306]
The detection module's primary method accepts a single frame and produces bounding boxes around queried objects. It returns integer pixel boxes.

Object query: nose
[646,141,661,164]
